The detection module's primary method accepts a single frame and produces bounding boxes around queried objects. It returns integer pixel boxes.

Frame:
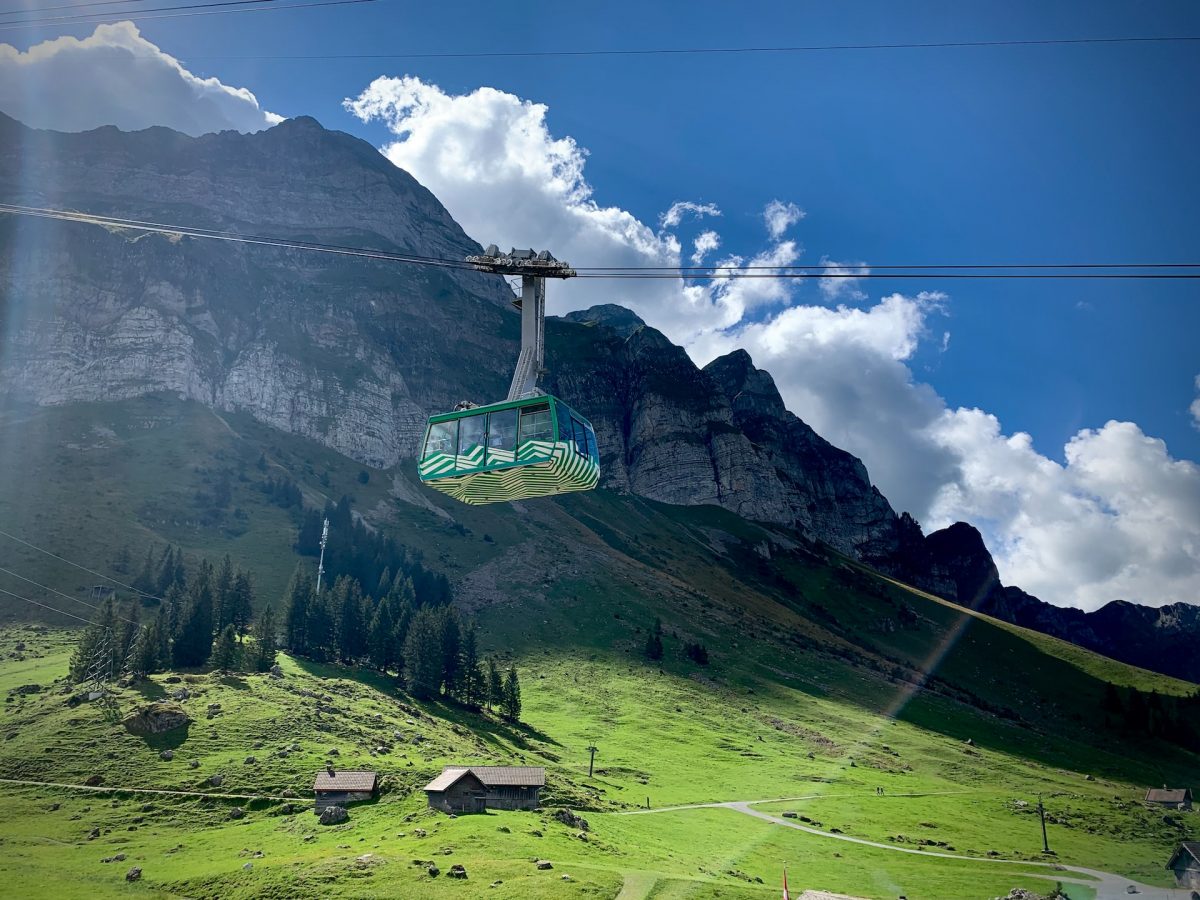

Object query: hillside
[0,396,1197,898]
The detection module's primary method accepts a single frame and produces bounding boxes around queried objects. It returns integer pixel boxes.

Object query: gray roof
[423,765,545,792]
[1167,842,1200,869]
[1146,788,1192,803]
[314,769,377,792]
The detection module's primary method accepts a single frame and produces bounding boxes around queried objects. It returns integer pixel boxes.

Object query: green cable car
[418,247,600,505]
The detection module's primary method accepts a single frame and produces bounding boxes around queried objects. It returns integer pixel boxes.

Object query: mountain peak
[561,304,646,338]
[703,349,786,419]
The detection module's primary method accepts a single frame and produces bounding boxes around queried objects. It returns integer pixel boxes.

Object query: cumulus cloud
[347,75,1199,610]
[0,22,280,136]
[660,201,721,229]
[817,256,869,302]
[691,230,720,265]
[764,199,805,239]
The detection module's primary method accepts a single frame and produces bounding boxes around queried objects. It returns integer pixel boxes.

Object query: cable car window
[423,420,457,460]
[457,414,486,465]
[584,420,597,460]
[519,403,552,444]
[571,417,589,459]
[487,409,518,462]
[555,400,574,445]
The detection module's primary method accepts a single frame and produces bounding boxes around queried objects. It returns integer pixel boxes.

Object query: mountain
[0,111,1193,683]
[925,521,1200,683]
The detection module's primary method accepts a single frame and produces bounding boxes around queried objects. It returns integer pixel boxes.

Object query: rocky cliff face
[925,521,1200,683]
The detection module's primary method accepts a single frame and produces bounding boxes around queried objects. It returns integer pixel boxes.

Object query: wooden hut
[313,767,378,812]
[1167,842,1200,890]
[1145,788,1193,810]
[423,766,544,813]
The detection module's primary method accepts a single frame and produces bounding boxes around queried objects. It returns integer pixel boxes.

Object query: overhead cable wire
[0,584,96,625]
[0,0,272,24]
[0,525,163,602]
[0,0,373,31]
[180,34,1200,62]
[3,203,1200,279]
[0,564,143,626]
[0,0,149,18]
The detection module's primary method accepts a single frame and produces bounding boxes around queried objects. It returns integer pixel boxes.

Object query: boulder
[553,808,589,831]
[125,867,141,882]
[229,807,245,820]
[189,760,200,769]
[447,864,467,879]
[269,664,283,678]
[159,750,174,761]
[84,775,104,787]
[427,864,440,877]
[536,860,553,870]
[209,775,224,787]
[319,806,348,826]
[123,702,191,736]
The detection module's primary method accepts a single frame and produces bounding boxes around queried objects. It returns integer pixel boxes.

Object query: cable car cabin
[418,396,600,504]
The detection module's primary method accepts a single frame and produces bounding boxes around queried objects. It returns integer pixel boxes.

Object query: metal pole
[315,518,329,594]
[1038,795,1050,853]
[586,744,598,778]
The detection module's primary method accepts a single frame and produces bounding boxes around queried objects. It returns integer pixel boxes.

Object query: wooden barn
[423,766,545,813]
[1167,842,1200,890]
[1146,788,1193,810]
[313,768,378,812]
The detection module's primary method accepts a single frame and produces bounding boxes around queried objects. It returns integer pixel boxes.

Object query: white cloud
[660,201,721,229]
[0,22,280,136]
[1191,374,1200,430]
[764,199,805,239]
[691,230,720,265]
[347,75,1199,611]
[816,256,869,302]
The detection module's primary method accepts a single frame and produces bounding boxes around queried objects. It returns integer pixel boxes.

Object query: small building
[423,766,545,813]
[1146,788,1193,810]
[1167,842,1200,890]
[313,767,378,813]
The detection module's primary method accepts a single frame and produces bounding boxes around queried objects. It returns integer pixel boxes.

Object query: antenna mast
[316,517,330,594]
[467,247,575,400]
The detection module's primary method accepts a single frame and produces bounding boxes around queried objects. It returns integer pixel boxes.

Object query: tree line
[1101,681,1200,751]
[281,564,520,720]
[71,548,277,682]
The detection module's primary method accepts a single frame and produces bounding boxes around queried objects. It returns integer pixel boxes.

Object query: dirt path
[0,776,294,803]
[615,796,1192,900]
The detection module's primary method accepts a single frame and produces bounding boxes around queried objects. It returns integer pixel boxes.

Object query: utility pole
[315,517,330,594]
[1037,794,1050,853]
[586,744,598,778]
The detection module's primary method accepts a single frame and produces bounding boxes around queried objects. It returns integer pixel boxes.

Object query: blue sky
[3,0,1199,608]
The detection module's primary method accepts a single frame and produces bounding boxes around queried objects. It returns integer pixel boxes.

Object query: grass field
[0,397,1196,898]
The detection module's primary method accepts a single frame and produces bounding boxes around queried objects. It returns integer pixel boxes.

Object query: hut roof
[424,765,545,792]
[1167,842,1200,869]
[1145,788,1192,804]
[314,769,378,792]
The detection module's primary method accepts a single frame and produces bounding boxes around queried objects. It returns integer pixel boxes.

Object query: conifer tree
[502,665,521,722]
[306,591,336,663]
[644,618,664,661]
[283,564,313,655]
[487,657,503,711]
[69,599,120,683]
[209,624,240,671]
[128,620,161,679]
[172,569,214,667]
[333,576,367,664]
[251,603,278,672]
[214,554,235,632]
[461,622,484,707]
[133,546,158,596]
[154,603,172,667]
[403,607,443,699]
[368,596,397,673]
[229,570,255,640]
[439,609,463,698]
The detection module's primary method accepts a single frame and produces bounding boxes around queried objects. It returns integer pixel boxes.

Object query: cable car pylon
[417,247,599,505]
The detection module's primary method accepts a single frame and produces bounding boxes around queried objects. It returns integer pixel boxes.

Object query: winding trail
[615,795,1191,900]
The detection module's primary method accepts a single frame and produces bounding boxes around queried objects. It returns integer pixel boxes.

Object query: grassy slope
[0,398,1196,898]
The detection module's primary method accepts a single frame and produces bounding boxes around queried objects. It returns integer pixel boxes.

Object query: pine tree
[460,622,484,707]
[69,599,119,683]
[306,592,336,663]
[251,603,278,672]
[334,576,367,664]
[403,607,443,700]
[376,567,392,600]
[133,546,158,596]
[230,571,255,640]
[209,624,240,671]
[439,608,463,698]
[154,603,171,667]
[502,665,522,722]
[487,657,503,711]
[214,554,235,632]
[129,620,161,678]
[644,618,664,661]
[172,569,214,668]
[368,596,397,673]
[283,564,313,655]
